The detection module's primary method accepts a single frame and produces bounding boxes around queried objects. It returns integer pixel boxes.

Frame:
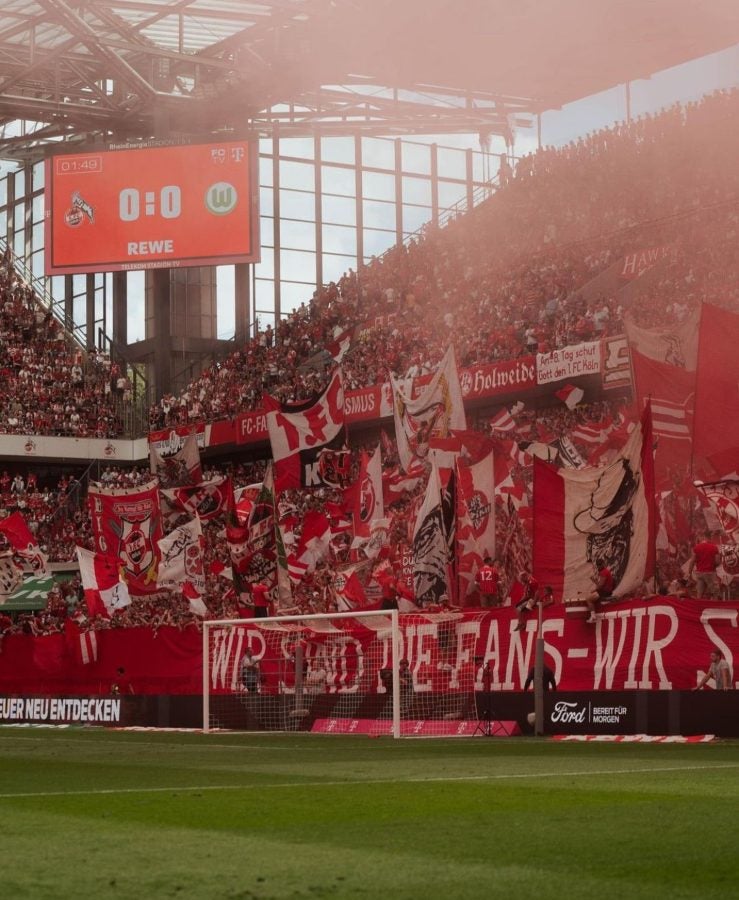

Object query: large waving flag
[76,546,131,618]
[412,461,453,606]
[456,451,496,605]
[694,303,739,478]
[631,348,694,488]
[534,404,655,600]
[623,308,700,370]
[157,517,205,597]
[88,479,162,584]
[391,345,466,472]
[160,475,231,527]
[0,511,49,575]
[265,369,345,492]
[348,445,384,540]
[149,431,203,488]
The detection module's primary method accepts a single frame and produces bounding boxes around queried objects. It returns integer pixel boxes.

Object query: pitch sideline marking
[0,763,737,800]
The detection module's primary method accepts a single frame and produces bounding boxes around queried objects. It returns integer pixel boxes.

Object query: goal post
[203,609,401,737]
[202,609,495,738]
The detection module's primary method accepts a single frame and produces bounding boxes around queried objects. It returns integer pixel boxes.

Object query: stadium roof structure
[0,0,737,160]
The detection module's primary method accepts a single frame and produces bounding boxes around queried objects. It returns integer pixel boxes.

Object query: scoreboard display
[45,140,259,274]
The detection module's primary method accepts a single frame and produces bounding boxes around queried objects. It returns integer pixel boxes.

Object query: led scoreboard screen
[45,140,259,274]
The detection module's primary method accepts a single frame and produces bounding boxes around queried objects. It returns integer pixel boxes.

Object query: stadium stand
[1,87,738,644]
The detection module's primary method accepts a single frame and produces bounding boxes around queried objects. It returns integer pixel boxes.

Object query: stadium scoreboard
[45,140,259,274]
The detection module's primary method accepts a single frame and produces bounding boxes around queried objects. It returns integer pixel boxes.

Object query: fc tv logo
[205,182,238,215]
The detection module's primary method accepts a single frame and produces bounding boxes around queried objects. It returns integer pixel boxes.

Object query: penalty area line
[0,763,737,800]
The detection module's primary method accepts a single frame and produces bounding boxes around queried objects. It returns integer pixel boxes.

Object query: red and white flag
[694,303,739,478]
[571,419,613,445]
[0,511,49,575]
[695,480,739,545]
[391,345,466,472]
[456,451,496,604]
[334,565,368,610]
[555,384,584,410]
[157,517,205,597]
[88,480,162,584]
[265,369,345,492]
[76,545,131,618]
[630,348,694,488]
[624,307,699,370]
[295,510,331,572]
[65,619,99,665]
[349,445,384,540]
[160,475,231,526]
[533,404,655,600]
[489,407,517,434]
[0,552,22,599]
[149,431,203,488]
[326,326,353,363]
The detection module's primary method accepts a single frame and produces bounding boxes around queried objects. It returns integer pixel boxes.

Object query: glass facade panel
[280,248,316,283]
[402,141,431,175]
[402,176,432,206]
[260,186,273,217]
[32,193,44,223]
[321,136,355,165]
[321,166,355,197]
[437,146,467,180]
[363,228,397,259]
[279,160,315,190]
[280,280,313,313]
[402,204,429,236]
[259,154,273,186]
[127,270,146,344]
[31,250,44,280]
[362,137,395,171]
[322,253,356,284]
[322,223,356,256]
[51,275,65,303]
[73,294,86,343]
[13,169,25,197]
[32,161,45,191]
[363,198,396,231]
[257,245,274,279]
[281,218,317,252]
[472,151,486,184]
[279,189,315,221]
[280,137,314,160]
[362,170,395,201]
[322,193,356,226]
[216,265,235,339]
[438,180,467,210]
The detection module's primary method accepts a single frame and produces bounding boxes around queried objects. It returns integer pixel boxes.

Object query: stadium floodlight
[203,610,491,738]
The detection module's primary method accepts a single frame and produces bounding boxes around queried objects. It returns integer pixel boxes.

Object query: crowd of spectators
[2,88,739,637]
[0,251,128,438]
[150,88,738,430]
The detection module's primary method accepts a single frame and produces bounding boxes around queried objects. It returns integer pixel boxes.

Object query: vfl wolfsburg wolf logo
[205,182,238,215]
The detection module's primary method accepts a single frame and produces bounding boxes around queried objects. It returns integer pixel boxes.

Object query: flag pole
[532,458,544,737]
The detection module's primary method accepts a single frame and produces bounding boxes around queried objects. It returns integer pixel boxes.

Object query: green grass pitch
[0,728,737,899]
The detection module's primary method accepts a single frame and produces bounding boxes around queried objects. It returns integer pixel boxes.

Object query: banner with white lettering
[536,341,602,385]
[0,603,737,696]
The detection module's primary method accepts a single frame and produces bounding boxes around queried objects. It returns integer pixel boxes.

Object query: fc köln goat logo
[119,518,155,578]
[466,490,491,536]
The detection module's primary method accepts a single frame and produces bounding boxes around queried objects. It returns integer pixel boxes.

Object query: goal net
[203,609,492,738]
